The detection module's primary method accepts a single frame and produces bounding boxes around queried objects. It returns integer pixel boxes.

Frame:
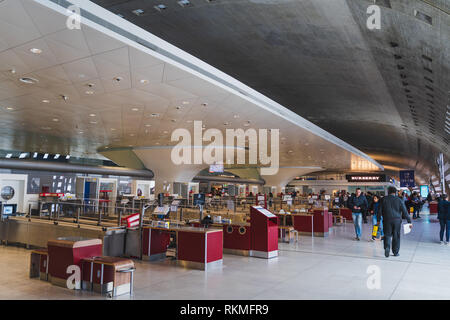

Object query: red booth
[142,226,223,270]
[339,208,353,221]
[47,237,102,288]
[292,208,329,237]
[223,223,252,256]
[249,206,278,258]
[429,201,438,214]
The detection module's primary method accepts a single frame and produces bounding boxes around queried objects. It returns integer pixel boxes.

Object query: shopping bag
[372,225,378,237]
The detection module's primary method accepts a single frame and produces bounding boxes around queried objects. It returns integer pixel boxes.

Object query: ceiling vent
[414,10,433,25]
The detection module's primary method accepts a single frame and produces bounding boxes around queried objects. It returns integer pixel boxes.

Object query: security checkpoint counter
[339,208,353,221]
[429,201,438,214]
[47,237,102,287]
[142,225,223,271]
[81,256,135,297]
[291,208,330,237]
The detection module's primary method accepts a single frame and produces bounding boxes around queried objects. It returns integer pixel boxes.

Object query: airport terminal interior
[0,0,449,300]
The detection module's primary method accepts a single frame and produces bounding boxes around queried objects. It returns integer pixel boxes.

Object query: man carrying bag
[377,186,412,257]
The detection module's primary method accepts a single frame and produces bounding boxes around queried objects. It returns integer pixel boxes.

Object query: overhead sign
[399,170,415,188]
[345,174,387,182]
[209,164,224,173]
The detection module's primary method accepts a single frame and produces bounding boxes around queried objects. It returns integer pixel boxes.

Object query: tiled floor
[1,210,450,300]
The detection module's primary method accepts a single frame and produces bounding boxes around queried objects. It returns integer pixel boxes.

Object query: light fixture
[66,155,71,160]
[140,79,149,84]
[145,124,152,127]
[89,114,96,117]
[131,108,139,111]
[154,4,167,11]
[111,128,116,131]
[5,153,12,159]
[6,107,14,111]
[132,9,145,16]
[78,131,84,134]
[85,91,94,95]
[182,101,189,105]
[33,152,38,158]
[54,154,60,159]
[42,99,50,103]
[52,118,59,122]
[19,77,39,84]
[30,48,42,54]
[130,134,135,137]
[43,153,49,159]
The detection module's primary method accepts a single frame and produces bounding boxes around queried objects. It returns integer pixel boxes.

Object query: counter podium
[250,206,278,258]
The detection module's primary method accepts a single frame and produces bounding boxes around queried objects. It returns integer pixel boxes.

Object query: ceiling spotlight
[113,76,123,82]
[154,4,167,11]
[131,108,139,111]
[52,118,59,122]
[182,101,189,105]
[60,95,68,101]
[89,114,96,117]
[43,153,49,159]
[54,154,60,159]
[140,79,149,84]
[19,77,39,84]
[132,9,145,16]
[85,91,94,95]
[33,152,38,158]
[42,99,50,103]
[6,107,14,111]
[19,153,28,159]
[30,48,42,54]
[66,155,71,160]
[111,128,116,131]
[145,124,152,127]
[79,131,84,134]
[5,153,12,159]
[9,69,16,74]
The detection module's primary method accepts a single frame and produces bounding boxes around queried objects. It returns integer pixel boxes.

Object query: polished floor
[1,209,449,300]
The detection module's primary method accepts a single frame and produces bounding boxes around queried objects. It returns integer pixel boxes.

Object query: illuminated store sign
[345,174,387,182]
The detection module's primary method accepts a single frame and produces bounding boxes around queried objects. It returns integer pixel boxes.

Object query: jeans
[384,219,402,255]
[439,219,450,242]
[372,214,384,237]
[352,212,362,238]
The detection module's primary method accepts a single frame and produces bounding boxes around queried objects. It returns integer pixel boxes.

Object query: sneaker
[385,247,390,257]
[445,242,449,246]
[370,237,375,242]
[393,253,400,257]
[440,241,444,245]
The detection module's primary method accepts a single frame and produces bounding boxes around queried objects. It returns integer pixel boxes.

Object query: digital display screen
[2,205,15,215]
[209,164,224,173]
[420,185,429,198]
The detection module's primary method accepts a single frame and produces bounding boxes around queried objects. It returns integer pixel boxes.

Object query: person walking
[370,195,384,241]
[411,192,421,219]
[349,188,368,241]
[377,186,412,257]
[438,194,450,245]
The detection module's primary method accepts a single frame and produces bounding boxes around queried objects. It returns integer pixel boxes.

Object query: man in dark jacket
[349,188,368,241]
[377,186,412,257]
[437,194,450,245]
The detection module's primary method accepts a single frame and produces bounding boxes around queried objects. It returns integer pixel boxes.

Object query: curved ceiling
[94,0,449,179]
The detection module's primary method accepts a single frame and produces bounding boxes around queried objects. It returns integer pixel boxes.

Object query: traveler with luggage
[370,195,384,241]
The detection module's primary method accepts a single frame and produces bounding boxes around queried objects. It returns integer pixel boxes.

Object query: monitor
[2,204,16,216]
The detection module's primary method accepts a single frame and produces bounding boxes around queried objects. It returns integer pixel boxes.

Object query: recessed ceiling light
[54,154,60,159]
[6,107,14,111]
[131,108,139,111]
[43,153,49,159]
[19,153,28,159]
[182,101,189,105]
[163,131,169,134]
[79,131,84,134]
[89,114,96,117]
[132,9,145,16]
[66,155,71,160]
[6,153,12,159]
[52,118,59,122]
[145,124,152,127]
[85,91,94,95]
[42,99,50,103]
[19,77,39,84]
[33,152,38,158]
[140,79,149,84]
[233,115,240,119]
[154,4,167,11]
[111,128,116,131]
[30,48,42,54]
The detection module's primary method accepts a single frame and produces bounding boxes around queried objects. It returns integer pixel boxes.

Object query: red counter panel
[177,231,206,264]
[206,231,223,263]
[223,225,251,251]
